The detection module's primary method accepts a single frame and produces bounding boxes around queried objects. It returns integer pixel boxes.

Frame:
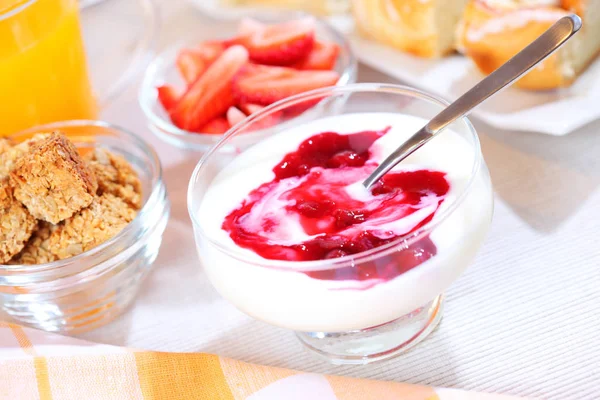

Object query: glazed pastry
[351,0,471,57]
[456,0,600,89]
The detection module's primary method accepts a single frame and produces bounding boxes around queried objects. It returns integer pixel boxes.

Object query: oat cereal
[10,132,98,224]
[48,193,137,260]
[0,180,37,263]
[86,149,142,210]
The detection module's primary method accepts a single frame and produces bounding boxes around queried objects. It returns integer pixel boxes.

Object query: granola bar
[48,193,137,260]
[10,132,98,224]
[86,149,142,210]
[9,221,58,265]
[0,180,37,263]
[0,134,50,179]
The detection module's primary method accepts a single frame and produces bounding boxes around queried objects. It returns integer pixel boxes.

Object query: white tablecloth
[75,2,600,399]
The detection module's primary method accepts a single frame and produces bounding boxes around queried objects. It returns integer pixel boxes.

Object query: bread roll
[456,0,600,89]
[352,0,471,58]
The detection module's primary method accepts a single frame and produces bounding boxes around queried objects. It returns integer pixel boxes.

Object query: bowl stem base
[296,294,444,365]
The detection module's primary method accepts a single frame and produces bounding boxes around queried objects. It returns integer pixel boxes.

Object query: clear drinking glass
[0,121,169,333]
[0,0,96,134]
[188,83,494,364]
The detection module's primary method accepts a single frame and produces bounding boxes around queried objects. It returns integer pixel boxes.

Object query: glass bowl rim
[0,119,164,275]
[187,83,484,272]
[138,12,357,140]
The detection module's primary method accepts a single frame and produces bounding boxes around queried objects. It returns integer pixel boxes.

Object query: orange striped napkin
[0,322,521,400]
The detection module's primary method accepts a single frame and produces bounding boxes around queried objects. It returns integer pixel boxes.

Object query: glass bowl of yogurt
[188,83,494,364]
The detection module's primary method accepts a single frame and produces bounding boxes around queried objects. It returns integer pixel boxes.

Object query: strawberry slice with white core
[223,18,267,47]
[197,41,225,59]
[170,45,249,131]
[156,85,180,111]
[239,103,265,115]
[243,17,316,65]
[176,50,207,84]
[226,106,247,127]
[238,102,282,131]
[233,64,339,106]
[176,42,225,84]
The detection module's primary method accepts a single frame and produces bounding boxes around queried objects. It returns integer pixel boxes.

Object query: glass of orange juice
[0,0,97,135]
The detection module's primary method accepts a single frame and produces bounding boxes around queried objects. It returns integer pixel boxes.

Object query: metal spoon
[363,14,582,189]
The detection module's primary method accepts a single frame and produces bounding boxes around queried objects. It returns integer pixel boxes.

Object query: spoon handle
[363,14,581,189]
[428,14,580,133]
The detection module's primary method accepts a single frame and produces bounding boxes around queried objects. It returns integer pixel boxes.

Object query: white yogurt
[194,112,493,332]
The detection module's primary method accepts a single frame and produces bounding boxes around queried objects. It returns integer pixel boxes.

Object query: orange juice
[0,0,97,134]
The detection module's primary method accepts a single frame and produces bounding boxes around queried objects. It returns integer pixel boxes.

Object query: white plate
[349,34,600,135]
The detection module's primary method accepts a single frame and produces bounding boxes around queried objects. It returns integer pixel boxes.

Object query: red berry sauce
[222,127,451,284]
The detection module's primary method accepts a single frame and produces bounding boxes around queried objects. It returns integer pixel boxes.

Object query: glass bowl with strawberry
[139,15,356,151]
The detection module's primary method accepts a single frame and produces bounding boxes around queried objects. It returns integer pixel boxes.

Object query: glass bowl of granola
[0,120,169,333]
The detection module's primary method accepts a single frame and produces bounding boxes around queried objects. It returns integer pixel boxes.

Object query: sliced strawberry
[293,40,339,70]
[237,103,282,132]
[226,106,247,127]
[176,42,225,84]
[199,117,230,134]
[196,41,225,61]
[156,85,180,111]
[224,18,267,47]
[242,17,316,65]
[222,36,244,48]
[176,50,207,84]
[233,64,339,106]
[239,103,265,115]
[170,45,249,131]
